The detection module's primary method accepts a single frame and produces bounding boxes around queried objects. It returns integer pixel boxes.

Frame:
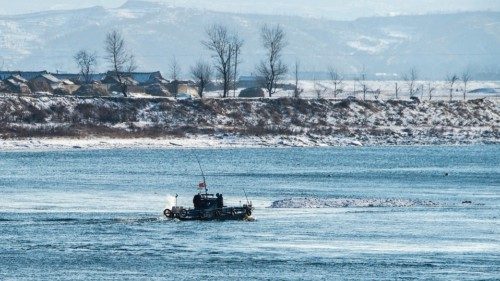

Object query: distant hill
[0,0,499,79]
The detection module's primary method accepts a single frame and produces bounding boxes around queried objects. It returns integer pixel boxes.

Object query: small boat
[163,158,253,221]
[163,192,253,221]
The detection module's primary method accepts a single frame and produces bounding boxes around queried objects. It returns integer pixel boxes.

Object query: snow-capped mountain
[0,0,498,79]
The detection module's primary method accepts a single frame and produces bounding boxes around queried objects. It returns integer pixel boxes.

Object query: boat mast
[196,155,208,194]
[243,188,250,205]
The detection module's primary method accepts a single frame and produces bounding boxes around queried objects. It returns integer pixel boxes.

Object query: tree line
[73,23,288,99]
[73,24,476,101]
[399,67,473,101]
[310,66,475,101]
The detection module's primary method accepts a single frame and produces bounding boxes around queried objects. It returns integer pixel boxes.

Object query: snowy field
[204,80,500,101]
[1,80,497,101]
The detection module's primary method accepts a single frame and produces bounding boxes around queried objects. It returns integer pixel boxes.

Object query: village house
[101,71,172,96]
[73,84,109,97]
[238,75,264,88]
[176,81,199,98]
[101,73,144,95]
[30,73,61,88]
[8,74,28,84]
[53,73,106,84]
[29,74,69,94]
[4,74,31,94]
[141,75,170,86]
[128,71,163,84]
[102,71,163,84]
[101,74,138,86]
[135,72,171,97]
[0,70,170,96]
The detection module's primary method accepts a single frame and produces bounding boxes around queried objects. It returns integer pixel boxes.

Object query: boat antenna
[243,188,250,205]
[195,155,207,194]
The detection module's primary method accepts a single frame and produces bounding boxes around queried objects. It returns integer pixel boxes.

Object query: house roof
[143,76,170,85]
[9,74,28,83]
[5,78,29,88]
[53,73,106,83]
[5,79,21,86]
[133,71,162,83]
[102,74,138,86]
[0,71,48,81]
[238,75,263,82]
[172,80,196,86]
[1,71,164,85]
[106,71,163,84]
[38,74,61,83]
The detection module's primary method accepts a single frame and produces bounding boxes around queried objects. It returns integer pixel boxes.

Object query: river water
[0,146,498,280]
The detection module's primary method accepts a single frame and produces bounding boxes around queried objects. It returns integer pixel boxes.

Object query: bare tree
[168,56,181,95]
[257,24,288,97]
[418,84,425,99]
[169,56,181,81]
[190,61,212,98]
[327,66,343,99]
[352,80,356,97]
[373,83,381,100]
[104,30,137,97]
[313,79,328,99]
[231,35,244,97]
[203,25,237,98]
[427,81,436,100]
[461,69,472,100]
[293,60,303,98]
[357,66,369,100]
[359,80,368,100]
[395,82,401,99]
[446,74,459,101]
[74,50,98,84]
[402,67,418,98]
[126,55,137,74]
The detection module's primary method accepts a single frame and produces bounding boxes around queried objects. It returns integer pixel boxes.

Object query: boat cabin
[193,193,224,210]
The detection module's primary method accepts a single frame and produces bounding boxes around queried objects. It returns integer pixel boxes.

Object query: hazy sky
[0,0,499,20]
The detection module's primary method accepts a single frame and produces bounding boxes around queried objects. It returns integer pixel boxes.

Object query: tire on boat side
[180,209,188,218]
[163,209,173,218]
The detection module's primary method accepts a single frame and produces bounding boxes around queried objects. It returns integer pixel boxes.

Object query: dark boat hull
[164,206,252,221]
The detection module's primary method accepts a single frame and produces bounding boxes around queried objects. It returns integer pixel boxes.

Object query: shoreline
[0,135,498,151]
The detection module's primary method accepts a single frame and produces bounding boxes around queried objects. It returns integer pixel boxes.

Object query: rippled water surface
[0,146,499,280]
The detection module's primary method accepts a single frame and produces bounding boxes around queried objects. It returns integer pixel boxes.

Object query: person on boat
[193,194,202,209]
[216,193,224,208]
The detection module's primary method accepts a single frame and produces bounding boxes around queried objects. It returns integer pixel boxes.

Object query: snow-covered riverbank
[0,135,414,151]
[0,96,498,150]
[0,133,497,151]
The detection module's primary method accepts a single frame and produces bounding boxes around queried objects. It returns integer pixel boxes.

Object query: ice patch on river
[269,197,442,208]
